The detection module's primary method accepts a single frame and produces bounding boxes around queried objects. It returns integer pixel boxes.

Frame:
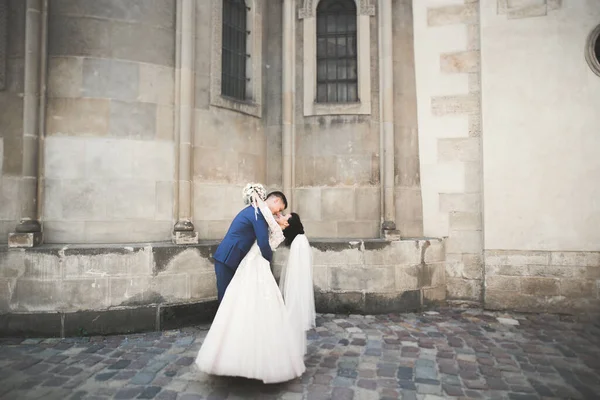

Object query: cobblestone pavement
[1,308,600,400]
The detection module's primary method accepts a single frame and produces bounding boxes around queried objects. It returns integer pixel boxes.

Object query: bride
[195,184,315,384]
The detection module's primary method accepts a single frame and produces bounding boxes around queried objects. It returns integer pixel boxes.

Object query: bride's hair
[283,213,304,246]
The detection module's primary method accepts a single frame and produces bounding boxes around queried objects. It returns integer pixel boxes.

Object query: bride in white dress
[195,186,315,384]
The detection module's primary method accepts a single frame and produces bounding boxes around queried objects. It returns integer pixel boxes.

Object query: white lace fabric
[250,192,285,250]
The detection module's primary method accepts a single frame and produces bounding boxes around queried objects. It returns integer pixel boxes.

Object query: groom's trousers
[215,261,235,302]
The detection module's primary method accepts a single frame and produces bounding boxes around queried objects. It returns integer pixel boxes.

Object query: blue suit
[213,205,273,302]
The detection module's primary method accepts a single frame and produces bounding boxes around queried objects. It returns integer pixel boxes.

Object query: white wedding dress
[279,234,316,354]
[195,197,311,384]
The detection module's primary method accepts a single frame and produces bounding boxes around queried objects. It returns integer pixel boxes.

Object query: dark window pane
[221,0,248,100]
[315,0,358,103]
[317,38,327,58]
[317,83,327,102]
[595,35,600,62]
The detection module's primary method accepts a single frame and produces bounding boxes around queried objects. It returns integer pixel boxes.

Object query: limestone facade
[0,0,599,318]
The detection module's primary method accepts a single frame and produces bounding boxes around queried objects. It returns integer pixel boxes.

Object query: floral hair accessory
[242,183,267,205]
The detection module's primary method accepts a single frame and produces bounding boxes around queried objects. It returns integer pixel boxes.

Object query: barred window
[316,0,358,103]
[222,0,249,100]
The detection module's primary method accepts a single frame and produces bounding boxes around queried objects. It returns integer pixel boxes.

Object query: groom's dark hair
[266,191,288,209]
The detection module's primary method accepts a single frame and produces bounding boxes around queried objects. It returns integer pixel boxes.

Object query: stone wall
[393,0,423,238]
[0,238,446,336]
[0,0,25,240]
[291,3,380,239]
[412,0,484,304]
[43,0,177,243]
[485,250,600,314]
[192,0,268,240]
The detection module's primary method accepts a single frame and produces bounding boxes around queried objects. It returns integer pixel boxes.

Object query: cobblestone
[0,308,599,399]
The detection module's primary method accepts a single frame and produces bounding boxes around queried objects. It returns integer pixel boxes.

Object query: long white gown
[279,234,316,354]
[195,204,308,384]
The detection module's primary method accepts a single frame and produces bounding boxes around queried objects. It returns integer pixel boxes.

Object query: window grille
[222,0,249,100]
[316,0,358,103]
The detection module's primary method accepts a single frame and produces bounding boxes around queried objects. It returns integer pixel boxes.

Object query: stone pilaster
[378,0,398,237]
[8,0,46,248]
[173,0,198,244]
[282,0,295,210]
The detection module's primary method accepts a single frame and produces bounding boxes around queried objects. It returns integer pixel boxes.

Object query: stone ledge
[0,300,219,338]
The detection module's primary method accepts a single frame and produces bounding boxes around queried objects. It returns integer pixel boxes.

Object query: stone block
[160,301,219,331]
[312,156,338,186]
[44,136,87,179]
[14,279,63,311]
[0,313,62,338]
[329,266,395,292]
[84,221,171,243]
[337,155,376,186]
[364,291,421,314]
[150,273,189,301]
[446,230,482,254]
[105,179,156,219]
[82,58,139,101]
[337,221,379,238]
[559,279,595,298]
[155,181,174,220]
[302,220,338,238]
[109,277,151,307]
[63,306,158,337]
[189,272,217,299]
[312,245,363,266]
[236,153,266,184]
[439,193,481,213]
[173,230,199,245]
[156,105,174,141]
[315,291,365,314]
[43,222,85,244]
[437,138,481,163]
[110,21,175,67]
[8,232,43,248]
[463,161,482,193]
[49,15,111,57]
[0,177,20,219]
[423,286,446,305]
[507,4,547,19]
[293,188,322,221]
[448,211,481,231]
[193,147,238,182]
[527,265,586,279]
[153,246,214,275]
[5,57,25,94]
[321,188,355,221]
[193,184,232,221]
[427,4,478,27]
[486,275,520,291]
[138,64,174,105]
[550,251,600,267]
[424,239,445,263]
[440,51,480,74]
[132,141,174,181]
[48,56,82,98]
[485,250,549,266]
[521,277,559,296]
[364,240,421,266]
[431,94,480,116]
[355,187,380,221]
[109,100,156,139]
[395,265,419,291]
[60,179,106,221]
[313,266,328,291]
[447,278,482,301]
[84,137,134,179]
[46,98,110,136]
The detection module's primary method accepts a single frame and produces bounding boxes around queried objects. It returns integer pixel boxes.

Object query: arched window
[222,0,249,100]
[316,0,358,103]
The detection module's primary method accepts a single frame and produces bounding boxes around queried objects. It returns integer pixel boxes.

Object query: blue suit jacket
[213,205,273,271]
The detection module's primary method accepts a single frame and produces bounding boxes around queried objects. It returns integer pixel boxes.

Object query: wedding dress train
[194,243,306,384]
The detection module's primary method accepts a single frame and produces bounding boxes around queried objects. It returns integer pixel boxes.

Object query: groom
[213,191,288,302]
